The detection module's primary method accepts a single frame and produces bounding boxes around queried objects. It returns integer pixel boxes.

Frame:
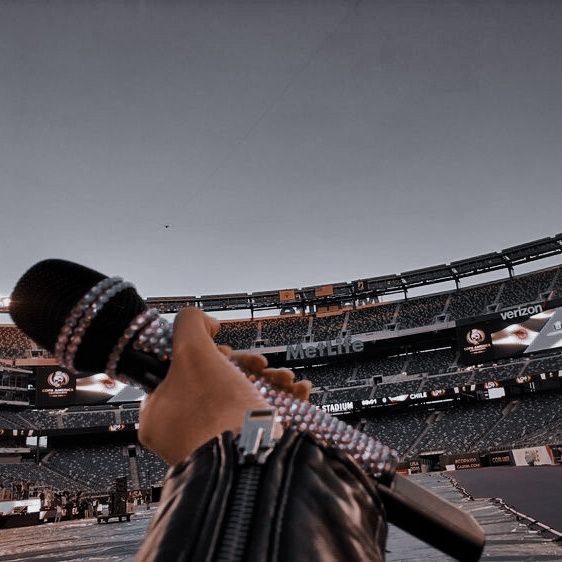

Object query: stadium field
[0,474,560,562]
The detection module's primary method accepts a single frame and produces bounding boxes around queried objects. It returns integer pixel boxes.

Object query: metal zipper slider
[237,408,281,464]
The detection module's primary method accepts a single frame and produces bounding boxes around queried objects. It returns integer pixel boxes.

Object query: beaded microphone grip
[105,309,161,380]
[253,378,397,479]
[55,277,134,373]
[54,277,123,371]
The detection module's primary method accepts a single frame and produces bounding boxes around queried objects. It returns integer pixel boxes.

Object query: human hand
[217,345,311,400]
[139,308,311,465]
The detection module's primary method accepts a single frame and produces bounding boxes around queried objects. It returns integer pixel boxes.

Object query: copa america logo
[466,328,486,346]
[47,371,70,388]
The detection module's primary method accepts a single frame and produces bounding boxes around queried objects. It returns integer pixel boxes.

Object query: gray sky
[1,0,561,304]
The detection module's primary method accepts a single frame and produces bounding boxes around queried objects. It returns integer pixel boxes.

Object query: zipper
[215,464,261,562]
[214,409,280,562]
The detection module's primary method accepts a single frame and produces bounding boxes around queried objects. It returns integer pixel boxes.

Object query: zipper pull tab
[237,408,281,465]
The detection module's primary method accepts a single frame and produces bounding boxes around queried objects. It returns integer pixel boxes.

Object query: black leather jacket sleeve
[135,429,386,562]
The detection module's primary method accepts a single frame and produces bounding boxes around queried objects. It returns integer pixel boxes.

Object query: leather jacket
[136,429,386,562]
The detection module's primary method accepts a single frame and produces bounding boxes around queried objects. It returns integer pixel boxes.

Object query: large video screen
[457,304,562,365]
[35,367,76,408]
[74,374,146,405]
[36,369,145,408]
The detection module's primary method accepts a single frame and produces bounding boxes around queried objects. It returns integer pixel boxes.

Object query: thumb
[171,307,221,359]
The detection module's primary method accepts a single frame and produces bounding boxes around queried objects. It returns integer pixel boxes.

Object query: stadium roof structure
[141,233,562,314]
[1,234,561,316]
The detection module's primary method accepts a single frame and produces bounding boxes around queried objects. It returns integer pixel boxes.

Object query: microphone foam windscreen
[10,259,146,373]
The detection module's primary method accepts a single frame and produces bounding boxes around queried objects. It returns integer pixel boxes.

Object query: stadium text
[322,402,354,414]
[286,338,364,360]
[499,304,543,321]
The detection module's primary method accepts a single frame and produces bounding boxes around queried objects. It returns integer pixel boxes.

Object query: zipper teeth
[215,464,261,562]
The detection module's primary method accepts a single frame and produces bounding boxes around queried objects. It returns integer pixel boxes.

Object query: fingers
[292,380,312,400]
[260,367,294,389]
[258,367,311,400]
[229,351,268,375]
[225,351,311,399]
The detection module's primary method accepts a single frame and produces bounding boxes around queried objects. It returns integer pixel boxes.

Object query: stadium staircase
[341,311,350,335]
[401,357,412,374]
[470,400,518,451]
[545,269,559,297]
[404,411,439,458]
[442,293,452,316]
[15,412,34,429]
[42,450,55,463]
[306,316,313,339]
[492,283,505,310]
[391,304,401,325]
[451,351,460,368]
[414,378,425,393]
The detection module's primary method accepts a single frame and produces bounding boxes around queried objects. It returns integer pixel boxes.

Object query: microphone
[10,259,169,390]
[10,259,485,561]
[9,258,396,476]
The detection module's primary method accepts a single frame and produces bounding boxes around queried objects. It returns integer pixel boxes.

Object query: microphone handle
[118,346,169,391]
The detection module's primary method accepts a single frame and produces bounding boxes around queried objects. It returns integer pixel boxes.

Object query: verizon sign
[499,304,543,321]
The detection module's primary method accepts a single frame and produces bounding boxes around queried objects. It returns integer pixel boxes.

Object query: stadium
[2,0,562,559]
[0,235,561,560]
